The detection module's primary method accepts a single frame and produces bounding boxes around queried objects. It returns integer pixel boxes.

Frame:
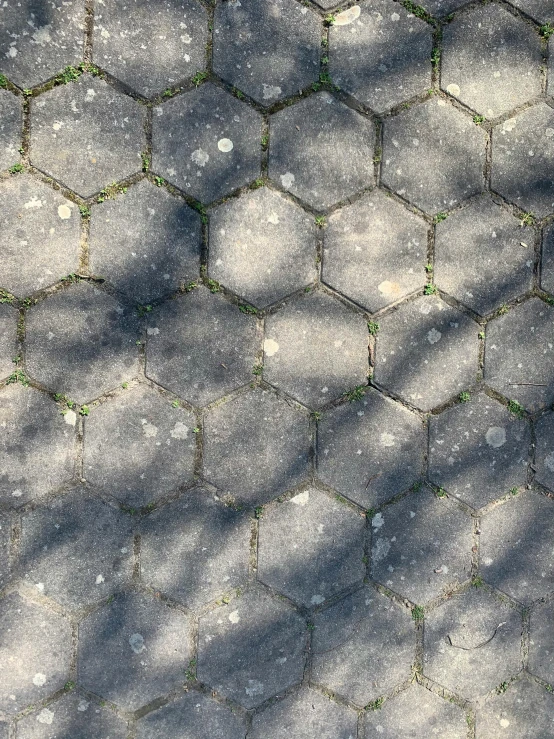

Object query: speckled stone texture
[0,304,17,379]
[535,411,554,493]
[476,676,554,738]
[0,89,21,171]
[542,223,554,295]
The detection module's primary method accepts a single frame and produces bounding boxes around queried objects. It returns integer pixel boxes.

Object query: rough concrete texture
[145,286,260,407]
[382,98,486,214]
[429,393,530,509]
[484,298,554,412]
[535,411,554,493]
[0,174,80,297]
[541,222,554,296]
[89,179,201,303]
[203,388,310,505]
[82,384,196,507]
[492,103,554,218]
[213,0,320,106]
[0,513,10,590]
[263,290,369,408]
[25,281,139,404]
[152,83,262,203]
[30,75,144,198]
[258,487,365,607]
[480,492,554,603]
[329,0,432,113]
[209,187,317,308]
[78,592,191,711]
[528,599,554,684]
[434,197,534,316]
[374,296,480,411]
[476,676,554,738]
[441,4,541,118]
[423,587,523,700]
[0,384,75,506]
[370,487,473,604]
[510,0,554,22]
[197,589,306,708]
[317,388,426,509]
[312,587,414,706]
[93,0,208,98]
[323,190,428,312]
[0,304,17,379]
[0,89,21,171]
[269,92,375,210]
[140,488,251,608]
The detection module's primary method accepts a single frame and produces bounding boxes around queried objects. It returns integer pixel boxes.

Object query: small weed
[520,212,535,226]
[252,178,264,189]
[6,370,29,387]
[122,382,129,389]
[185,658,197,681]
[233,87,245,99]
[64,681,76,691]
[319,71,332,85]
[508,400,525,419]
[509,486,518,496]
[366,508,377,520]
[193,202,208,223]
[368,321,379,336]
[324,13,336,26]
[412,481,422,492]
[458,391,470,403]
[311,81,321,92]
[478,331,485,339]
[86,63,102,77]
[345,385,366,402]
[193,427,200,434]
[0,289,14,304]
[431,47,440,67]
[141,152,150,172]
[0,74,7,88]
[163,88,178,97]
[540,22,554,38]
[23,88,33,96]
[206,278,220,293]
[254,505,264,519]
[435,487,447,498]
[184,280,197,292]
[79,205,91,218]
[321,55,329,65]
[79,405,90,416]
[362,555,369,564]
[315,215,326,227]
[543,295,554,306]
[55,65,82,84]
[311,411,322,421]
[136,340,142,346]
[472,575,484,588]
[335,493,349,506]
[546,684,554,693]
[307,622,316,631]
[424,283,438,295]
[496,303,509,316]
[252,364,263,376]
[12,355,21,365]
[261,133,269,149]
[192,70,208,86]
[412,605,425,622]
[433,212,448,223]
[497,681,509,694]
[154,176,165,187]
[136,304,153,317]
[239,304,258,315]
[403,0,432,21]
[425,263,433,273]
[366,697,385,711]
[171,400,180,408]
[473,114,486,125]
[97,182,127,203]
[8,163,24,174]
[373,147,382,164]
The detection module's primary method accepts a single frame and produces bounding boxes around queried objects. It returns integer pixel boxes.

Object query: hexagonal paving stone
[197,589,306,708]
[317,389,425,509]
[435,197,534,316]
[370,488,472,604]
[213,0,320,106]
[429,393,530,509]
[145,287,259,407]
[89,180,201,304]
[19,489,133,609]
[541,223,554,296]
[209,187,317,308]
[373,296,480,412]
[26,281,139,404]
[141,488,250,608]
[441,5,541,119]
[323,191,427,312]
[83,384,196,508]
[423,587,522,700]
[382,98,486,214]
[78,592,191,711]
[511,0,554,24]
[0,89,21,171]
[492,104,554,218]
[152,83,262,203]
[0,303,17,379]
[258,487,365,608]
[16,692,129,738]
[536,412,554,492]
[0,174,80,297]
[203,388,310,505]
[0,593,71,715]
[135,691,246,739]
[529,600,554,684]
[477,676,554,738]
[250,688,358,739]
[329,0,432,114]
[268,92,375,210]
[0,512,10,590]
[480,492,554,603]
[484,298,554,412]
[364,683,467,738]
[93,0,207,98]
[0,0,85,88]
[0,384,74,506]
[312,587,414,706]
[31,75,144,198]
[263,290,368,408]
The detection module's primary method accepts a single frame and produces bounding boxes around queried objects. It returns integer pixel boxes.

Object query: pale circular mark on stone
[500,719,510,728]
[280,172,295,188]
[37,709,54,725]
[446,83,460,97]
[267,212,280,225]
[32,673,47,686]
[170,422,189,440]
[546,128,554,138]
[291,491,310,506]
[228,610,240,623]
[129,633,146,654]
[378,280,402,296]
[57,204,72,220]
[141,420,158,438]
[334,5,361,24]
[427,328,442,344]
[262,84,282,100]
[264,338,279,356]
[502,118,517,133]
[64,409,77,426]
[191,148,209,166]
[485,426,506,449]
[218,138,234,153]
[372,512,384,529]
[380,432,395,447]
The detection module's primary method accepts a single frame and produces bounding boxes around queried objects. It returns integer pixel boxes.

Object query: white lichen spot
[95,574,105,584]
[33,25,52,45]
[446,83,460,97]
[280,172,295,188]
[485,426,506,449]
[228,610,240,624]
[427,328,442,344]
[6,47,17,58]
[191,148,209,166]
[147,327,160,335]
[262,84,282,99]
[500,719,510,728]
[544,451,554,471]
[291,491,310,506]
[57,204,72,220]
[391,11,400,20]
[264,338,279,356]
[24,196,43,209]
[64,410,77,427]
[32,673,47,686]
[170,422,189,440]
[371,512,384,529]
[502,118,516,133]
[37,708,54,725]
[77,700,89,712]
[129,633,146,654]
[217,138,234,153]
[36,582,44,592]
[378,280,402,296]
[311,594,325,605]
[52,122,62,131]
[85,88,96,102]
[12,489,23,497]
[334,5,361,24]
[141,420,158,438]
[181,34,192,43]
[372,537,391,562]
[546,128,554,138]
[380,432,395,447]
[267,212,280,225]
[245,680,264,697]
